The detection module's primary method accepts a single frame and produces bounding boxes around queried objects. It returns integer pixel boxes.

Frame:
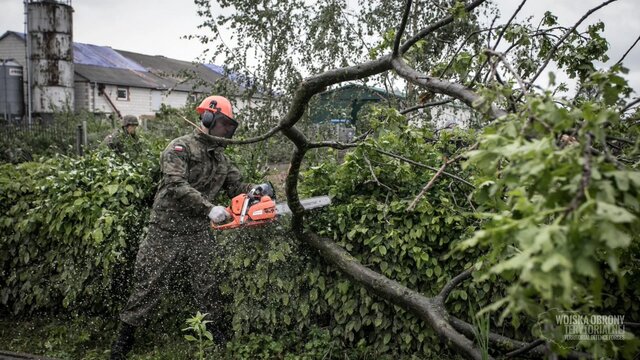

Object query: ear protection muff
[201,99,220,129]
[201,110,215,128]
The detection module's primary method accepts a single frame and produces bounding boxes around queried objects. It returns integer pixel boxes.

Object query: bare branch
[484,49,527,91]
[408,161,448,211]
[491,0,528,51]
[302,233,488,360]
[504,339,545,358]
[391,57,507,119]
[363,154,395,192]
[615,33,640,66]
[399,98,453,115]
[399,0,489,54]
[393,0,413,57]
[374,148,475,188]
[437,268,473,302]
[621,98,640,113]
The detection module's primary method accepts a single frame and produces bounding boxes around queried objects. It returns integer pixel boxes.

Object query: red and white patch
[173,145,184,152]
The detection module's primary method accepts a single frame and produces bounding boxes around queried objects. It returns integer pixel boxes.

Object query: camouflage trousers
[119,213,225,327]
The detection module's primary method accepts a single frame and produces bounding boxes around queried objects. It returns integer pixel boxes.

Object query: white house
[0,30,260,120]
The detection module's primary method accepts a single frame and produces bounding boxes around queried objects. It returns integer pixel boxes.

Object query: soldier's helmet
[122,115,139,127]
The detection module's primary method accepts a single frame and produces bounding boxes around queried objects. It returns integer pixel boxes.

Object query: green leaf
[599,222,632,249]
[596,202,636,223]
[93,228,103,244]
[106,184,119,195]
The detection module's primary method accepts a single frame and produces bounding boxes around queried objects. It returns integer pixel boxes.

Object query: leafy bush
[0,145,159,315]
[212,108,504,358]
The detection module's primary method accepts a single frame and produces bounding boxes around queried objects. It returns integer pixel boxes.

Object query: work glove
[208,205,230,224]
[251,182,275,199]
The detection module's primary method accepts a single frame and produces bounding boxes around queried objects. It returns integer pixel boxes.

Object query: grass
[0,315,223,359]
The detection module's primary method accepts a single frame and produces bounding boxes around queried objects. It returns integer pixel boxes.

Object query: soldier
[109,96,272,360]
[103,115,140,154]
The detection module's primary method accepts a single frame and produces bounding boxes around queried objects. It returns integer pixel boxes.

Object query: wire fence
[0,115,356,164]
[0,117,114,163]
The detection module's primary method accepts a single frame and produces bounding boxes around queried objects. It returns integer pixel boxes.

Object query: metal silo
[0,59,25,121]
[26,0,74,115]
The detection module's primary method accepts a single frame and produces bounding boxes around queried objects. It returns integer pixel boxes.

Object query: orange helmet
[196,95,234,119]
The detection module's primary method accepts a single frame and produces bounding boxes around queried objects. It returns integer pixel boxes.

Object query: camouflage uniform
[104,115,140,155]
[119,129,252,327]
[103,127,140,154]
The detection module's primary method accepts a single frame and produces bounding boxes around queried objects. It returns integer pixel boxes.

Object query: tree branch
[399,98,454,115]
[302,232,488,360]
[504,339,545,359]
[393,0,413,57]
[564,134,592,217]
[621,97,640,113]
[408,161,448,211]
[374,148,475,188]
[484,49,527,92]
[437,268,473,302]
[391,56,507,119]
[615,33,640,66]
[363,154,395,192]
[399,0,489,54]
[523,0,619,94]
[491,0,528,52]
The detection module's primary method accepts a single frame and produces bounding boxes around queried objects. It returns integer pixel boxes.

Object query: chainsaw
[211,188,331,230]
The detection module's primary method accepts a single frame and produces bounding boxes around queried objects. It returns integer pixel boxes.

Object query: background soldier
[109,96,272,360]
[103,114,140,154]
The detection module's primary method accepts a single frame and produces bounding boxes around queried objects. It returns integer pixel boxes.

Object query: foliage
[0,111,113,163]
[458,67,640,357]
[0,145,160,315]
[208,107,501,358]
[182,311,215,360]
[0,316,198,360]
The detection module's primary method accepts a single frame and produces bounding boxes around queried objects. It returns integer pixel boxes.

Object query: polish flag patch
[173,145,184,152]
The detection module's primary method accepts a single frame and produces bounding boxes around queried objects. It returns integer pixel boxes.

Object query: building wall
[74,81,90,111]
[0,35,27,67]
[0,35,29,115]
[161,90,189,110]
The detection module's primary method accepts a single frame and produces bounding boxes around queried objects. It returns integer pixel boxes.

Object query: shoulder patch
[173,145,185,152]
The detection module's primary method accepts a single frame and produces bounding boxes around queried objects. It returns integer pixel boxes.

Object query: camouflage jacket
[151,129,252,232]
[103,127,140,154]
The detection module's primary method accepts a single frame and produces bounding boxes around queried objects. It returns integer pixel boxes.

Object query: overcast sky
[0,0,638,92]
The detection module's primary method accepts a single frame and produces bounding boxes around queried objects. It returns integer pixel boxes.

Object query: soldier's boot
[110,322,136,360]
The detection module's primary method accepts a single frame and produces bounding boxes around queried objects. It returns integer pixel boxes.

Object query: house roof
[74,64,167,89]
[115,50,226,93]
[74,43,148,72]
[0,31,25,42]
[0,30,247,94]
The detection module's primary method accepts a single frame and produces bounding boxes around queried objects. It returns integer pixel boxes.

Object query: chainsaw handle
[211,207,239,230]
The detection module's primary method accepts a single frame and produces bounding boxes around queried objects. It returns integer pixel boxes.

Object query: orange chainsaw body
[212,193,277,230]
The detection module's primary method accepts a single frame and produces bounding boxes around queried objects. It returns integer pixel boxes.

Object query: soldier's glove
[208,206,230,224]
[251,182,275,199]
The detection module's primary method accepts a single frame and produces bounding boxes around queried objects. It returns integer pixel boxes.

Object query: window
[116,86,129,101]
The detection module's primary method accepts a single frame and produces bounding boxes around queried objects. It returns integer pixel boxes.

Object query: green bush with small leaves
[0,145,159,315]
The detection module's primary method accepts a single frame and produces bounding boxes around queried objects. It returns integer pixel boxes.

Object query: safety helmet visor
[210,112,239,139]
